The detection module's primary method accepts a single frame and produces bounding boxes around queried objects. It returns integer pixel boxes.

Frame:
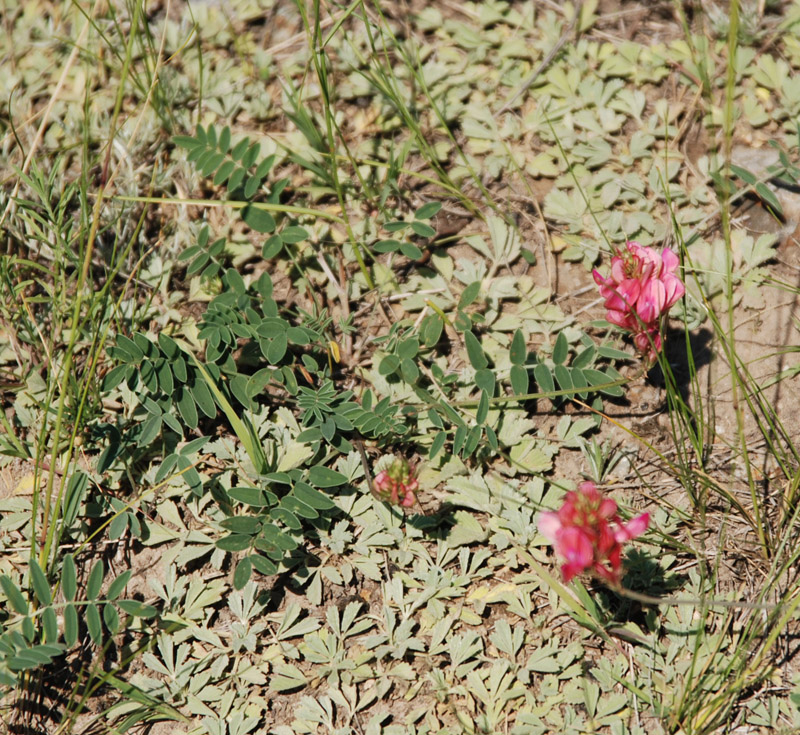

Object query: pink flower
[538,481,649,584]
[593,242,684,362]
[372,458,418,507]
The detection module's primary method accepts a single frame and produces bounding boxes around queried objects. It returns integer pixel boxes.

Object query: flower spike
[538,481,649,585]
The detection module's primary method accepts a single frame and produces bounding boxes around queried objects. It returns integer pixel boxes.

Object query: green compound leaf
[228,166,247,192]
[573,344,596,369]
[86,603,102,644]
[463,425,482,457]
[42,607,58,644]
[420,313,443,347]
[228,487,270,507]
[534,363,555,394]
[475,368,495,395]
[220,516,262,534]
[242,204,276,233]
[308,466,348,488]
[597,345,631,360]
[400,358,419,383]
[216,534,253,552]
[218,125,231,153]
[8,644,65,672]
[231,137,250,161]
[293,482,335,510]
[430,430,447,459]
[476,390,489,425]
[459,281,481,310]
[250,555,279,576]
[280,495,318,519]
[233,557,253,590]
[373,239,401,253]
[176,386,199,429]
[213,160,235,186]
[509,329,527,366]
[378,354,400,376]
[86,561,104,601]
[280,226,309,243]
[103,603,120,634]
[63,603,78,647]
[189,380,216,419]
[553,331,569,364]
[582,368,625,397]
[173,135,201,150]
[261,523,299,551]
[464,330,488,370]
[410,221,436,238]
[399,242,423,260]
[106,571,132,601]
[755,181,783,216]
[510,364,529,395]
[270,507,303,531]
[115,334,144,362]
[28,559,51,607]
[0,576,28,615]
[62,555,77,602]
[730,163,757,185]
[242,142,261,168]
[554,364,573,393]
[452,425,467,456]
[117,600,158,618]
[486,425,498,450]
[570,367,589,399]
[415,201,442,220]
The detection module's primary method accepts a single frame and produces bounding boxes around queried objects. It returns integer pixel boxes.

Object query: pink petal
[609,257,627,283]
[605,309,637,329]
[662,274,685,310]
[561,561,584,582]
[557,527,594,568]
[615,512,650,543]
[633,329,659,356]
[605,279,642,312]
[637,280,666,323]
[373,471,391,492]
[538,512,562,543]
[661,248,680,273]
[598,497,618,519]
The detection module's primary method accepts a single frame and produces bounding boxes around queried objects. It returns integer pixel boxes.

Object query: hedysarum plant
[593,241,685,363]
[538,481,649,585]
[373,457,419,507]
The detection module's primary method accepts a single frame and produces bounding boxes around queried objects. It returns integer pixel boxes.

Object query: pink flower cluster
[593,241,685,362]
[538,481,649,585]
[373,457,418,507]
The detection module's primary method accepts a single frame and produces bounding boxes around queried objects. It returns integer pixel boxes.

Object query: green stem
[39,0,144,569]
[113,195,346,223]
